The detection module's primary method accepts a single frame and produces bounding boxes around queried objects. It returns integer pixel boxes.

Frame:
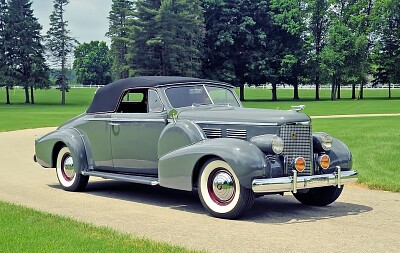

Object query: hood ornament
[290,105,305,112]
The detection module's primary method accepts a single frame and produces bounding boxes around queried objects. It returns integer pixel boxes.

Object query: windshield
[165,85,240,108]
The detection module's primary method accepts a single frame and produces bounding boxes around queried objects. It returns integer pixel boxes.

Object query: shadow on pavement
[49,180,372,223]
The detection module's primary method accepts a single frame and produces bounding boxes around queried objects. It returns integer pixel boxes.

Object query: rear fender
[35,128,88,173]
[158,138,269,191]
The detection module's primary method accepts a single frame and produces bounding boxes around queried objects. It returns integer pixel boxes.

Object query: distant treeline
[107,0,399,100]
[1,0,399,105]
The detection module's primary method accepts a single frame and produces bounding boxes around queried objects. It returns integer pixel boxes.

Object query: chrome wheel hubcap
[209,170,235,205]
[62,154,75,180]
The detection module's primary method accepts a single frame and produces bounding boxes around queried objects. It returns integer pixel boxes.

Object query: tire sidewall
[199,159,241,215]
[56,146,78,189]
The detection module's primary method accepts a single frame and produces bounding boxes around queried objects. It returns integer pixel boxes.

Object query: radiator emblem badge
[291,132,297,140]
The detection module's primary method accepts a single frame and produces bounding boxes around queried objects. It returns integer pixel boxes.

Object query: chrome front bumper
[252,166,358,194]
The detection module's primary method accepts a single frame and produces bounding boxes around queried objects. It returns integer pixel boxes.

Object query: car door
[110,89,166,175]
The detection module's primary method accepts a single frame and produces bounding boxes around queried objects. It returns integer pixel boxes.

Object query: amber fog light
[319,154,330,169]
[294,157,306,172]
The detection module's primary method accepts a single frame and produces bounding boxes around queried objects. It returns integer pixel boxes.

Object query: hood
[177,106,310,125]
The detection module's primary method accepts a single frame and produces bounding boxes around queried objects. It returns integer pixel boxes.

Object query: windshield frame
[163,84,242,109]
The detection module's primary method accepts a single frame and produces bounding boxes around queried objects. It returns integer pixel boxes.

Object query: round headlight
[272,136,284,154]
[321,134,333,151]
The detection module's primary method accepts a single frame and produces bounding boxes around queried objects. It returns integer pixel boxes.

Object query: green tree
[320,0,372,100]
[73,41,112,85]
[156,0,204,76]
[0,0,11,104]
[203,0,305,101]
[106,0,135,80]
[129,0,162,75]
[45,0,77,105]
[372,0,400,98]
[203,0,274,101]
[269,0,307,100]
[304,0,330,100]
[4,0,49,104]
[320,21,353,100]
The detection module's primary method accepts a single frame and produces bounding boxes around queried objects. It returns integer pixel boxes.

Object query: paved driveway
[0,128,399,253]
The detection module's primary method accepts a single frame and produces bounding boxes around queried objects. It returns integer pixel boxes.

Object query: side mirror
[168,109,178,123]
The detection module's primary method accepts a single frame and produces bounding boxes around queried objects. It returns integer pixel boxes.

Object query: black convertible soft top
[86,76,230,114]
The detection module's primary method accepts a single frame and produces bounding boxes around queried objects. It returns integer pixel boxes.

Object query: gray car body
[35,77,353,193]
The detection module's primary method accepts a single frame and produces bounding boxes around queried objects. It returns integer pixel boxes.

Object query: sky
[31,0,112,44]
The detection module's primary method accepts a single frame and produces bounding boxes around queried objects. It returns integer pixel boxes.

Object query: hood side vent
[226,129,247,140]
[203,128,222,138]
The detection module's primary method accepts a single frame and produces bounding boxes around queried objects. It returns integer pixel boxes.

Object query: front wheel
[56,146,89,192]
[198,159,254,219]
[293,186,344,206]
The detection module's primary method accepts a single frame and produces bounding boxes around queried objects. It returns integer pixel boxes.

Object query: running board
[82,171,159,186]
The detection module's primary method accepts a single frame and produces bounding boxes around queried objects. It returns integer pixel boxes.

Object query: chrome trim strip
[252,169,358,193]
[111,118,166,123]
[82,171,159,186]
[88,118,112,122]
[286,121,311,126]
[196,121,278,126]
[88,118,166,123]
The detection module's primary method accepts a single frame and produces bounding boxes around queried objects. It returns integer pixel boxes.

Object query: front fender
[35,128,88,173]
[327,137,352,171]
[158,138,269,191]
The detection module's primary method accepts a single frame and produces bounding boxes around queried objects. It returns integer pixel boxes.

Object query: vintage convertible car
[34,76,358,219]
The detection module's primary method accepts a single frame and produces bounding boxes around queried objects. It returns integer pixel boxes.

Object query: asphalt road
[1,128,399,253]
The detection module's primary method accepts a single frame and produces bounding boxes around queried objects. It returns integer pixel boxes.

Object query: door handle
[109,122,120,126]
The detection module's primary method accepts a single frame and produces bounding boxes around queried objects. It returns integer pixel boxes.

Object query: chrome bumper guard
[252,166,358,194]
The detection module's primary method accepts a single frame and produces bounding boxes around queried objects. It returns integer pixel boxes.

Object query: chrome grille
[280,125,313,175]
[202,128,222,138]
[226,129,247,140]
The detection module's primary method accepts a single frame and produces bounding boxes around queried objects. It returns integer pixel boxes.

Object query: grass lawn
[313,117,400,192]
[0,201,197,253]
[241,87,400,115]
[0,88,94,131]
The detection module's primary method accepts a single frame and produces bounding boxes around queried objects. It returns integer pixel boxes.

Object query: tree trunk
[351,84,356,99]
[61,76,66,105]
[272,83,277,101]
[239,83,245,101]
[337,81,341,100]
[358,81,364,99]
[293,83,300,100]
[234,63,245,101]
[30,85,35,104]
[61,3,66,105]
[389,83,391,98]
[330,76,336,101]
[24,86,30,103]
[315,83,320,100]
[315,71,320,100]
[6,85,10,104]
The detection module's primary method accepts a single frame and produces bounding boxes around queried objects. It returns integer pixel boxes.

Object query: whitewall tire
[56,146,89,191]
[198,159,254,219]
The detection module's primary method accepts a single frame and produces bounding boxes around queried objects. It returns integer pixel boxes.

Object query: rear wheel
[56,146,89,192]
[293,186,343,206]
[198,159,254,219]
